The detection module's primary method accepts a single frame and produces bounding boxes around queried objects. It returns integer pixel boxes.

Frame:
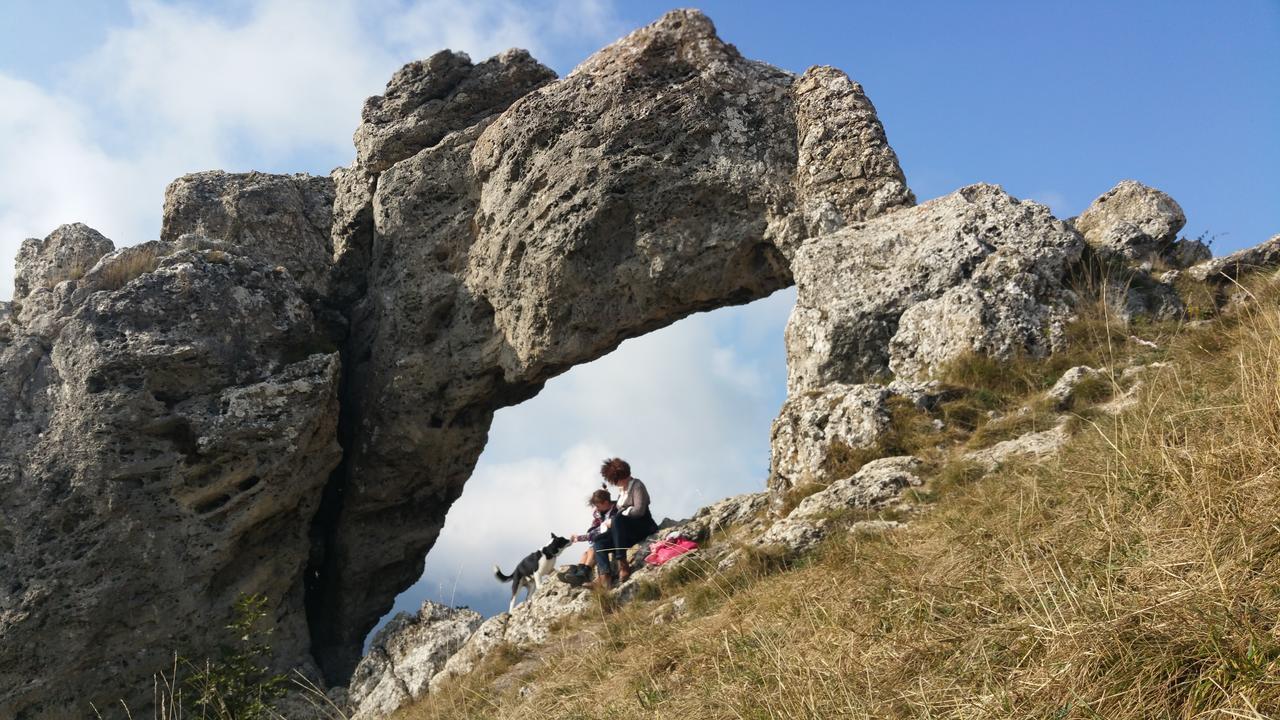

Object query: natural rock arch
[0,10,913,715]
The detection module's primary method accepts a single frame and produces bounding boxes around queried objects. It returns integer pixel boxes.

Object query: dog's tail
[493,564,513,582]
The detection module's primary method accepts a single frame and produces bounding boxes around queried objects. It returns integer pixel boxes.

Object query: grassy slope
[400,278,1280,720]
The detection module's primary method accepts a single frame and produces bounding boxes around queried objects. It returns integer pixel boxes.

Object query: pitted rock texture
[785,183,1083,393]
[13,223,115,299]
[769,383,892,503]
[1072,180,1186,263]
[161,171,337,300]
[0,229,342,717]
[347,602,483,720]
[966,420,1070,470]
[789,455,923,520]
[309,8,912,682]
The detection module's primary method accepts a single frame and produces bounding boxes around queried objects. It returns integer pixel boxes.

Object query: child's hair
[588,489,612,506]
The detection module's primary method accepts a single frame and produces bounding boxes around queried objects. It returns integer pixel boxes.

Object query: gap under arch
[365,285,797,640]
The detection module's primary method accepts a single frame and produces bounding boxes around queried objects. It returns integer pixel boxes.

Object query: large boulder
[1071,180,1185,263]
[784,183,1083,393]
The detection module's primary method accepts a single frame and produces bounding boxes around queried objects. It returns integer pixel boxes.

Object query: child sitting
[560,489,617,586]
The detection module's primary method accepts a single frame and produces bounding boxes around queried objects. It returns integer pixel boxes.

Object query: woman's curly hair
[599,457,631,483]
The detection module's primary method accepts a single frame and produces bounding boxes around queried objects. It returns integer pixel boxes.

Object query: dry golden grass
[99,246,162,291]
[401,278,1280,720]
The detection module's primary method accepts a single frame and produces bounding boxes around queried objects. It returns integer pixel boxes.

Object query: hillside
[392,270,1280,719]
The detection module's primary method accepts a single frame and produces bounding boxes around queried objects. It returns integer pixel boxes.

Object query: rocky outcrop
[784,184,1082,393]
[1188,234,1280,282]
[0,224,342,716]
[788,455,923,520]
[1047,366,1105,410]
[1072,180,1186,263]
[661,491,770,543]
[428,576,594,694]
[12,222,115,299]
[770,384,893,496]
[753,456,920,556]
[346,602,483,720]
[307,8,912,682]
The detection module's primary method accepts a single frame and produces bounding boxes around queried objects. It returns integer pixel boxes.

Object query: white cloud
[1,0,624,299]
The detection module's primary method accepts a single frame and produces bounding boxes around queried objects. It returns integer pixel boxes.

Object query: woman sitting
[591,457,659,588]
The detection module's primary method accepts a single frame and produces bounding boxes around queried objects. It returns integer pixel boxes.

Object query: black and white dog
[494,533,572,612]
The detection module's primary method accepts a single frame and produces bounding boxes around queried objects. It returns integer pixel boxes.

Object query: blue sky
[1,1,1276,625]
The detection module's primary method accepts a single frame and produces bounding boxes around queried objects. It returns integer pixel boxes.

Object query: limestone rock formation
[0,226,342,716]
[965,421,1070,470]
[12,222,115,299]
[784,184,1083,394]
[769,383,893,494]
[161,171,337,300]
[3,10,921,714]
[1072,180,1186,263]
[347,602,483,720]
[1188,234,1280,282]
[754,456,921,557]
[661,491,770,543]
[429,576,594,694]
[788,455,923,521]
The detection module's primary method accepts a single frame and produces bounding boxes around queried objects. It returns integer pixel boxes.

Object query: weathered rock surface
[769,383,892,497]
[347,602,482,720]
[1105,273,1186,323]
[428,575,593,694]
[1188,234,1280,282]
[788,455,923,520]
[661,491,770,543]
[12,223,115,299]
[161,171,337,300]
[0,229,342,716]
[1072,180,1186,263]
[754,456,921,556]
[784,184,1083,393]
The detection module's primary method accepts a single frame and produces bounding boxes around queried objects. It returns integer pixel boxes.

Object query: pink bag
[645,537,698,566]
